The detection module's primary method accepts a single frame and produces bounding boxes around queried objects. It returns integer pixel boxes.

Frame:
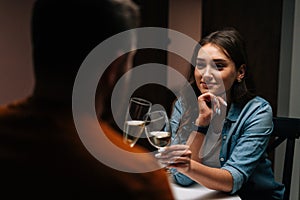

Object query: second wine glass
[144,110,171,150]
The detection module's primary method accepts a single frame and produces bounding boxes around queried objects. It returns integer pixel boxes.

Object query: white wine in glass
[123,97,152,147]
[145,110,183,176]
[145,110,171,149]
[124,120,146,148]
[145,110,172,173]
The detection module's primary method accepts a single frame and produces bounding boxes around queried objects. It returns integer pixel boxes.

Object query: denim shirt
[169,96,285,199]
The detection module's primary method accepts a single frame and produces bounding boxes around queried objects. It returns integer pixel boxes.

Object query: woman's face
[194,43,243,98]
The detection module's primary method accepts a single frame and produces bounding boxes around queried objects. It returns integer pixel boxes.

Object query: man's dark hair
[31,0,140,79]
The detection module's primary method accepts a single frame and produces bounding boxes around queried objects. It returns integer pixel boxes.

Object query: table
[170,182,241,200]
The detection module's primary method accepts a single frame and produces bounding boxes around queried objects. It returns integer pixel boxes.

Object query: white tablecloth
[170,182,241,200]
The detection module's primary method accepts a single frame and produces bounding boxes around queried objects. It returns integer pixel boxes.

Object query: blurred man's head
[31,0,140,98]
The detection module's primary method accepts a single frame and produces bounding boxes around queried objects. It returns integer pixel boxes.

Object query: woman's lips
[201,82,215,89]
[201,82,208,89]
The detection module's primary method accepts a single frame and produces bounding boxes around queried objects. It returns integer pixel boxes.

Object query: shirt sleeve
[170,99,183,145]
[169,168,195,186]
[169,99,195,186]
[221,100,273,194]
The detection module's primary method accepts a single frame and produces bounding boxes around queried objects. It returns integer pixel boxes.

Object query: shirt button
[223,135,227,140]
[220,157,225,162]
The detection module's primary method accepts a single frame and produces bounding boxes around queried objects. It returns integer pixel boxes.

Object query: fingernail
[214,96,218,103]
[155,153,161,158]
[158,147,166,152]
[216,108,221,115]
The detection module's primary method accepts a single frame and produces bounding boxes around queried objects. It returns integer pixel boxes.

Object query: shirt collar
[226,102,242,122]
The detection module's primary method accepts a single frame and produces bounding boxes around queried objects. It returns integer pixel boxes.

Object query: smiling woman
[157,27,285,200]
[195,43,243,98]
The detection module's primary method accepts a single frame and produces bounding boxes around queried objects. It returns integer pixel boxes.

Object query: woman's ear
[237,64,246,82]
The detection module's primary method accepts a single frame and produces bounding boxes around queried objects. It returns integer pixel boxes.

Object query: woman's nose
[202,66,213,81]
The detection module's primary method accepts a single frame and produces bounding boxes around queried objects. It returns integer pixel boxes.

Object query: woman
[156,27,284,199]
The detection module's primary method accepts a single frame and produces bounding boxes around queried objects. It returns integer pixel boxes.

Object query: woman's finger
[159,155,191,165]
[158,145,189,153]
[212,95,221,115]
[155,149,191,159]
[216,96,227,107]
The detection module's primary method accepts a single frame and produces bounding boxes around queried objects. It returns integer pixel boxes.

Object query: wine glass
[144,110,172,150]
[144,110,172,173]
[123,97,152,148]
[145,110,182,176]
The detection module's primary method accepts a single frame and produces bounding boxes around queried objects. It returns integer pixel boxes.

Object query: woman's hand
[155,145,192,173]
[195,92,227,127]
[155,143,233,193]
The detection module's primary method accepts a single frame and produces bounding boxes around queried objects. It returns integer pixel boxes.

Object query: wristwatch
[192,123,209,135]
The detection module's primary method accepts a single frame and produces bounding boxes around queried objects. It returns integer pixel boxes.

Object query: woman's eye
[216,63,225,70]
[196,62,206,69]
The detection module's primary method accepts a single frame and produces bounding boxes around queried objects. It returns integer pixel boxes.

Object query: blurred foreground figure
[0,0,174,199]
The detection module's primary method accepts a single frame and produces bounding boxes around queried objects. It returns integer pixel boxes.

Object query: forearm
[186,131,204,162]
[180,160,233,192]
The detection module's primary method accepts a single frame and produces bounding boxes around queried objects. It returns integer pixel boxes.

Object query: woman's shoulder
[241,96,273,120]
[232,96,272,116]
[247,96,272,109]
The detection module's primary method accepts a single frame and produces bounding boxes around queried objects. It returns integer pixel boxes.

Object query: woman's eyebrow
[196,58,227,62]
[212,59,227,62]
[196,58,206,62]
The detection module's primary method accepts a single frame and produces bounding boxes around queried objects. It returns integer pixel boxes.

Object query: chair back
[268,117,300,200]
